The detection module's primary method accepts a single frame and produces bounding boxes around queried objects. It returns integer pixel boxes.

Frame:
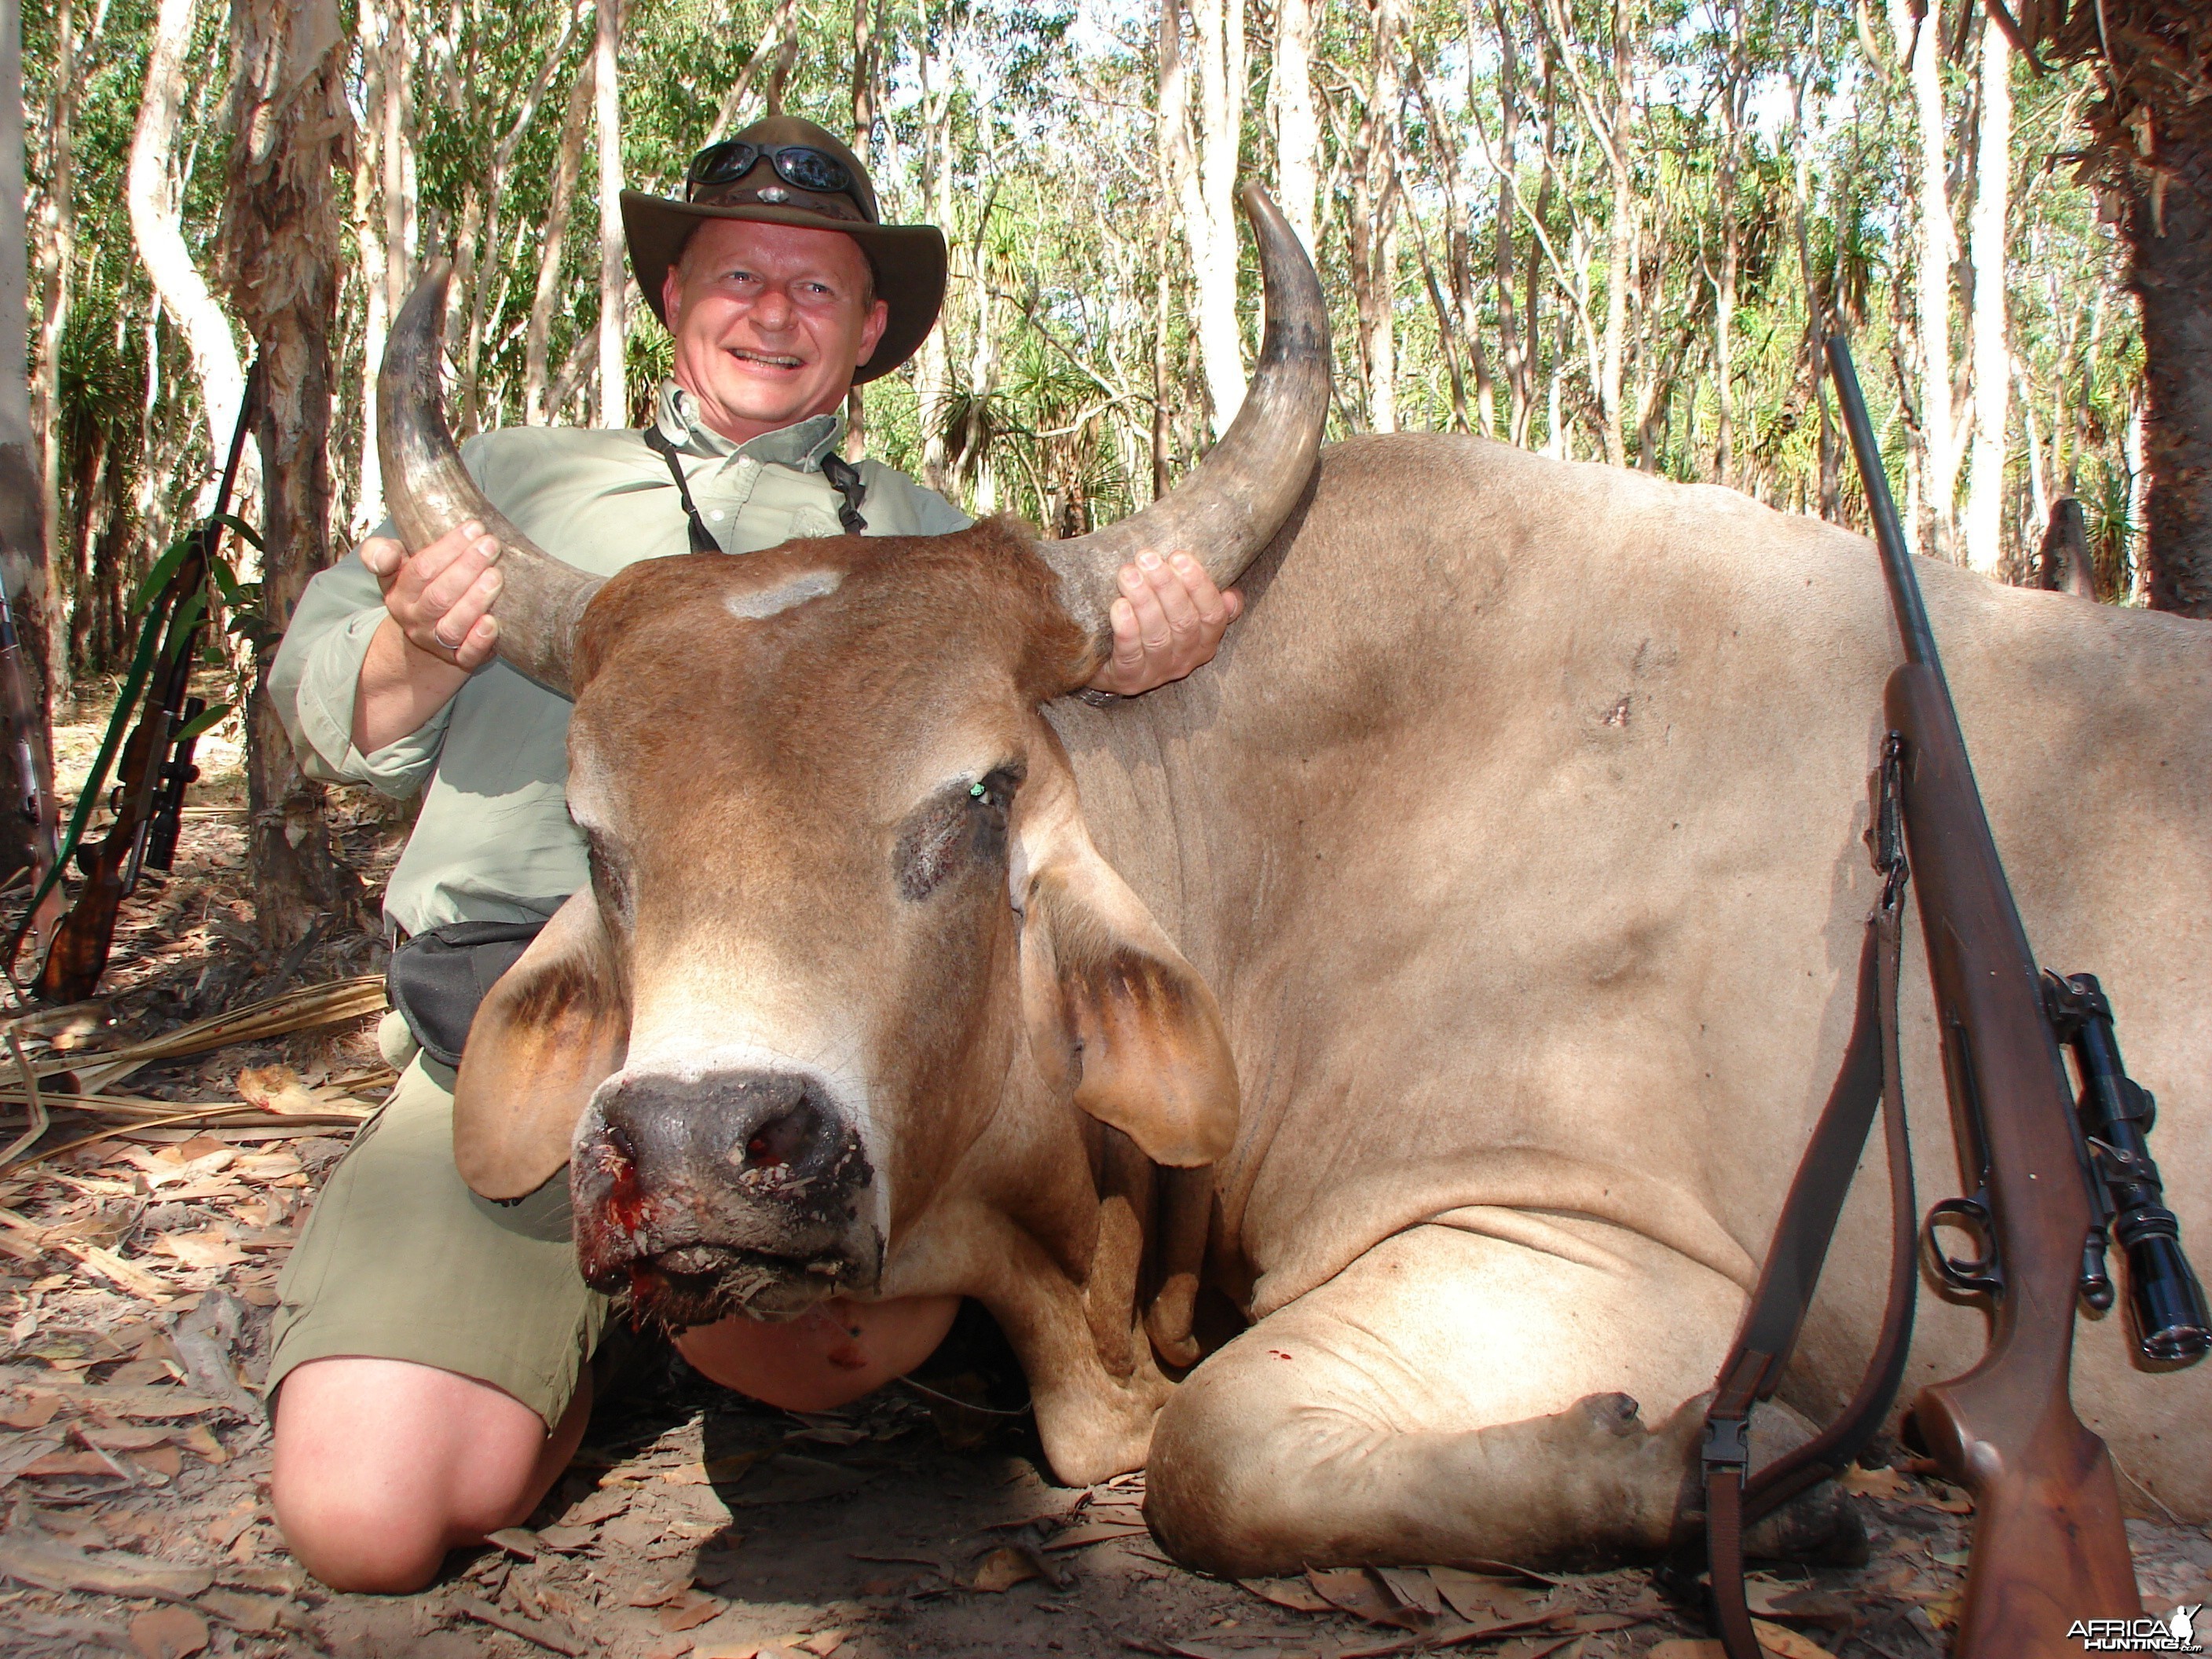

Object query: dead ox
[375,187,2211,1575]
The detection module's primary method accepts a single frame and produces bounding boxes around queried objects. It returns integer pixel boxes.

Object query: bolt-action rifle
[27,365,258,1005]
[1827,334,2207,1654]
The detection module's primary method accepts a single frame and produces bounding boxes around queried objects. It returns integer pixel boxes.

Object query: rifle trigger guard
[1924,1193,2004,1298]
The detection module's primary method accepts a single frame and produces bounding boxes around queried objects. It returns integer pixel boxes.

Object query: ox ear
[453,890,630,1199]
[1015,786,1238,1168]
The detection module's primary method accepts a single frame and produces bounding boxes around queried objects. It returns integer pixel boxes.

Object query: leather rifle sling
[1704,736,1921,1659]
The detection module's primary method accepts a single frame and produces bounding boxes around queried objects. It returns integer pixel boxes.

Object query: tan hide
[452,889,630,1199]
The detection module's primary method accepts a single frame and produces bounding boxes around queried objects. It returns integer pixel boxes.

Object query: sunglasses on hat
[685,140,866,212]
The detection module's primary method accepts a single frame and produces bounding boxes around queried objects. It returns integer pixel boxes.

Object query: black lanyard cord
[820,453,870,535]
[641,425,721,553]
[642,425,870,550]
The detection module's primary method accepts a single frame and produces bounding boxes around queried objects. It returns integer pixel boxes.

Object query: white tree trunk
[526,55,592,426]
[1488,0,1530,445]
[353,0,386,533]
[1273,0,1317,257]
[1895,0,1957,558]
[35,0,70,624]
[0,0,63,896]
[914,52,954,492]
[707,0,796,143]
[1962,23,2011,576]
[1597,50,1632,468]
[381,0,412,317]
[594,0,625,427]
[126,0,247,503]
[2015,355,2048,532]
[1367,0,1401,435]
[1168,0,1245,437]
[1712,0,1745,487]
[1372,208,1398,434]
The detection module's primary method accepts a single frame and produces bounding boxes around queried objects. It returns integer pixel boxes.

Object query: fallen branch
[0,1031,45,1166]
[444,1593,586,1656]
[35,976,386,1093]
[0,1093,375,1124]
[0,1538,214,1601]
[46,1236,178,1303]
[0,1101,372,1177]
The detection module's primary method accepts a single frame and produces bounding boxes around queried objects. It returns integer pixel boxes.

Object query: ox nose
[595,1070,859,1198]
[573,1067,880,1322]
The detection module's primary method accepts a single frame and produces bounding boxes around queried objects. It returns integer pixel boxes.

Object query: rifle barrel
[212,359,261,524]
[1824,335,1943,683]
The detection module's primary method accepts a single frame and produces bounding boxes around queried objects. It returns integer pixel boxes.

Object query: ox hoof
[1741,1479,1867,1567]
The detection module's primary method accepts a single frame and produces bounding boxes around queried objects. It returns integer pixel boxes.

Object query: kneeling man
[267,115,1240,1592]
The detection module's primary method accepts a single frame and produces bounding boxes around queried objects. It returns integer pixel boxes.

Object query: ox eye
[585,831,634,926]
[894,765,1023,902]
[969,767,1019,813]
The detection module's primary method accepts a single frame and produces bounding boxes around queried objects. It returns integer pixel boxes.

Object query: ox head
[378,185,1328,1331]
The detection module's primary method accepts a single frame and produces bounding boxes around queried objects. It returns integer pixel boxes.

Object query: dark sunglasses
[686,141,860,205]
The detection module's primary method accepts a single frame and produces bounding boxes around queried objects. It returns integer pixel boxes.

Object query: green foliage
[20,0,2150,668]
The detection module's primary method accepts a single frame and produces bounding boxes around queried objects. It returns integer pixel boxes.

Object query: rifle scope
[2048,972,2211,1364]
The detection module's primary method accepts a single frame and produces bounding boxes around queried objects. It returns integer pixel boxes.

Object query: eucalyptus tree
[127,0,247,508]
[1,0,58,890]
[2012,0,2212,614]
[217,0,360,947]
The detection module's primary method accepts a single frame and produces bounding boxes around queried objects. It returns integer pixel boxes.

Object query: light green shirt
[270,382,972,935]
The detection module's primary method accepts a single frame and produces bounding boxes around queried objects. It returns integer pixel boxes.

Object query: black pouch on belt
[384,915,553,1068]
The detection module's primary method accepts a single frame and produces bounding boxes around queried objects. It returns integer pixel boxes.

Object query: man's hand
[349,522,506,754]
[360,520,504,668]
[1086,550,1243,697]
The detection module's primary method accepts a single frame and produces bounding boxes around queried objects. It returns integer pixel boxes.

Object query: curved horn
[379,262,603,698]
[1043,182,1331,656]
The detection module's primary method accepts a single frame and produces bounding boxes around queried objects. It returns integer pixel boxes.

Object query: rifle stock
[1886,662,2138,1647]
[34,621,187,1004]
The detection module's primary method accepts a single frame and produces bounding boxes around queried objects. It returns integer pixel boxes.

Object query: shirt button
[709,510,725,521]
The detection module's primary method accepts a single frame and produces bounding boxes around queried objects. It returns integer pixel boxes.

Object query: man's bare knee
[272,1357,576,1593]
[275,1480,451,1595]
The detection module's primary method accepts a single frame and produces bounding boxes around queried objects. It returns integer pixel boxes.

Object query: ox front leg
[1144,1217,1862,1576]
[943,1205,1176,1486]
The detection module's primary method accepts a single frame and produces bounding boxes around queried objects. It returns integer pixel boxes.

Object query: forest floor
[0,688,2206,1659]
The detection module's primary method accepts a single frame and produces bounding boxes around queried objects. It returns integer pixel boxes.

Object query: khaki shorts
[268,1021,609,1426]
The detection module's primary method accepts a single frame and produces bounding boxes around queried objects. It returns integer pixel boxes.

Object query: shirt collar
[654,380,844,471]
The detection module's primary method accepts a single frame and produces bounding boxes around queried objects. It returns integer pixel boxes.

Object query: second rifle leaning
[1826,333,2207,1654]
[29,363,260,1004]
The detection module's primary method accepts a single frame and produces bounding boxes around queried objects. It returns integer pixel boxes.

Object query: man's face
[663,218,890,445]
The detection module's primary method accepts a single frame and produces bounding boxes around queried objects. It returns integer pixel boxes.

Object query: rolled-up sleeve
[268,547,453,798]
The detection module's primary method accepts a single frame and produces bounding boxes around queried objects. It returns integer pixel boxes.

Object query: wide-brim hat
[621,115,947,386]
